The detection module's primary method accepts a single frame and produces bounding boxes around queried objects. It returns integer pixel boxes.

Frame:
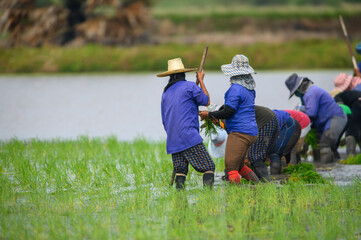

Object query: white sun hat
[221,54,255,77]
[157,58,197,77]
[208,128,228,159]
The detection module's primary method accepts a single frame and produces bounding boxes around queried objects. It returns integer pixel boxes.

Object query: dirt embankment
[151,15,361,45]
[1,0,360,47]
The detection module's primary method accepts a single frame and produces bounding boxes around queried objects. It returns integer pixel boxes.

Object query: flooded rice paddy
[0,70,349,141]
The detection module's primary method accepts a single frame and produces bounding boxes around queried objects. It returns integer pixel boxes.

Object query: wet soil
[214,161,361,187]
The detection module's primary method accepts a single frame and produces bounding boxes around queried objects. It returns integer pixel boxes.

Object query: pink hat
[333,73,352,92]
[350,76,361,90]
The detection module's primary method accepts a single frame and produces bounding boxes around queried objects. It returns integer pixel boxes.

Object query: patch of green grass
[152,2,361,19]
[0,39,359,73]
[1,138,361,239]
[340,154,361,164]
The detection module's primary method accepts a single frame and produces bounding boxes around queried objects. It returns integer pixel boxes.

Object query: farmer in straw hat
[199,54,258,184]
[285,73,347,163]
[158,58,215,190]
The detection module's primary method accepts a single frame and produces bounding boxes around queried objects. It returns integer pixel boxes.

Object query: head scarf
[230,74,255,90]
[163,73,186,93]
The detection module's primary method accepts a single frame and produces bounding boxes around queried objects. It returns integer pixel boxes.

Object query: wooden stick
[339,15,360,76]
[196,46,208,85]
[199,46,208,73]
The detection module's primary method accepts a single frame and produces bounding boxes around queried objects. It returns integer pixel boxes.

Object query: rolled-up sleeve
[191,83,209,106]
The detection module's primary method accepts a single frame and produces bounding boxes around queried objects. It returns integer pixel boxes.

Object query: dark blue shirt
[272,110,291,129]
[303,85,345,134]
[161,80,209,154]
[224,84,258,136]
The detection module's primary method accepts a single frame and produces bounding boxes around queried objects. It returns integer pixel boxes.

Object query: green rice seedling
[200,118,219,138]
[282,163,327,184]
[1,137,361,239]
[305,128,318,150]
[340,154,361,164]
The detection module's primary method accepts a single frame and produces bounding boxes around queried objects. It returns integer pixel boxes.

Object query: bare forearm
[199,81,210,106]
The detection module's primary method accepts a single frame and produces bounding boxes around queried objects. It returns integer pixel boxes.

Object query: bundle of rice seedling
[200,103,222,138]
[200,118,220,138]
[305,129,318,150]
[283,163,327,184]
[340,154,361,164]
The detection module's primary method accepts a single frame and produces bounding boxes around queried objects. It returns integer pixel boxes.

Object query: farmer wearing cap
[199,54,258,184]
[158,58,215,190]
[285,73,347,163]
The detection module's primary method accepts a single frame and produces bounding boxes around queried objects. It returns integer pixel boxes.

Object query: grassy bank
[152,3,361,20]
[1,137,361,239]
[1,39,360,73]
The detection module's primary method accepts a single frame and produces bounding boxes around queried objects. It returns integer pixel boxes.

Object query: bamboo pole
[196,46,208,85]
[339,15,360,76]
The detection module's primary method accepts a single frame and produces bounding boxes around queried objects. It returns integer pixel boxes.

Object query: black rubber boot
[346,136,356,156]
[175,175,186,190]
[320,147,334,163]
[313,148,320,162]
[270,153,282,175]
[221,169,229,182]
[203,172,214,188]
[288,152,299,165]
[253,161,270,182]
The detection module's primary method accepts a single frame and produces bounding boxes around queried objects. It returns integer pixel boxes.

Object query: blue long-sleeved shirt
[161,80,209,154]
[303,85,344,134]
[224,84,258,136]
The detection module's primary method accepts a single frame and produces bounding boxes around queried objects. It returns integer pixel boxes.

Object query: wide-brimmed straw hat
[157,58,197,77]
[221,55,255,77]
[333,73,352,92]
[208,128,228,159]
[285,73,304,99]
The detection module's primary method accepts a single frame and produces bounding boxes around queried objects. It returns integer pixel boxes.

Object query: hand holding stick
[196,46,208,85]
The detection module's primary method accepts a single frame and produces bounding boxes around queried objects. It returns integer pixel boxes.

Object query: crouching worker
[158,58,215,190]
[285,73,347,163]
[269,110,301,174]
[199,54,258,184]
[248,106,280,182]
[284,110,311,165]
